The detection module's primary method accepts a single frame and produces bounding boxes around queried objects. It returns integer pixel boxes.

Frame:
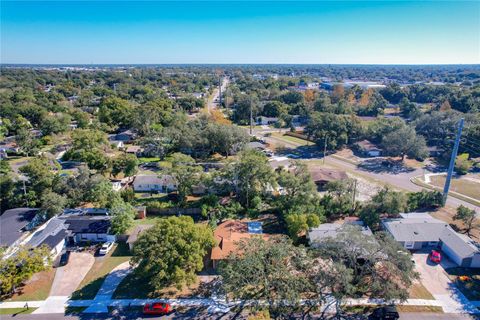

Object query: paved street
[255,127,479,211]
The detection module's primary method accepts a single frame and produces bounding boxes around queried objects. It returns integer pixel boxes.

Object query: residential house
[308,219,373,248]
[0,208,42,249]
[354,139,382,157]
[132,174,177,193]
[211,220,271,268]
[247,141,267,151]
[61,216,115,245]
[257,116,278,125]
[308,167,349,190]
[382,212,480,268]
[25,218,67,260]
[0,141,20,157]
[126,145,143,156]
[109,130,135,143]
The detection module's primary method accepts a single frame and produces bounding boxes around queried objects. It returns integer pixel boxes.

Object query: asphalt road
[257,128,479,211]
[2,312,478,320]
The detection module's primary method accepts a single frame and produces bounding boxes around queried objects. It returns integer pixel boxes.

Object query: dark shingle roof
[63,216,111,234]
[0,208,39,247]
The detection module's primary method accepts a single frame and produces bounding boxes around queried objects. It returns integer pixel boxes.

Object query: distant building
[307,167,348,190]
[109,130,135,142]
[354,139,382,157]
[256,116,278,125]
[126,145,143,156]
[132,174,177,193]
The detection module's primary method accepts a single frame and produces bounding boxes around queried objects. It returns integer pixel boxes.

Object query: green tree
[455,153,473,175]
[0,245,52,296]
[110,199,136,235]
[381,126,428,160]
[112,154,139,177]
[224,149,276,208]
[219,237,311,314]
[40,191,67,218]
[454,205,478,237]
[371,186,407,215]
[285,213,320,242]
[15,127,40,156]
[20,156,59,196]
[167,153,202,205]
[131,216,215,290]
[315,226,418,305]
[99,97,133,128]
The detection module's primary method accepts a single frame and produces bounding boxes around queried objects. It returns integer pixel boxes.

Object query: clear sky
[1,1,479,64]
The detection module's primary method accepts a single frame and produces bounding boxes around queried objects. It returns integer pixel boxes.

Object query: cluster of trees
[219,228,418,317]
[0,246,52,296]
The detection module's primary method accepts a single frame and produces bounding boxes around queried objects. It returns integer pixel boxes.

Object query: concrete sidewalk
[82,261,132,313]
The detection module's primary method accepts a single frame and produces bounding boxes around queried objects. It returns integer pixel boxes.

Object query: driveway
[49,252,94,296]
[412,253,478,313]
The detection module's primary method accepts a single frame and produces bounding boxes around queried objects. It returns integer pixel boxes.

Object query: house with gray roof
[0,208,41,248]
[25,218,67,259]
[382,212,480,268]
[308,219,373,248]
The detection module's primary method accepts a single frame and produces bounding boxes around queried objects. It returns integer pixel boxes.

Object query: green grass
[70,242,132,300]
[137,157,161,164]
[113,273,153,299]
[0,308,37,315]
[271,132,310,146]
[409,282,435,300]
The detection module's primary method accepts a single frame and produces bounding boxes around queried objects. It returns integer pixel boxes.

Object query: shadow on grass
[70,276,107,300]
[111,242,131,257]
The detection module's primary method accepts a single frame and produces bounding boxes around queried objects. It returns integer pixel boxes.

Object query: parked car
[369,306,399,320]
[143,302,172,315]
[99,242,114,255]
[59,250,71,266]
[429,250,442,264]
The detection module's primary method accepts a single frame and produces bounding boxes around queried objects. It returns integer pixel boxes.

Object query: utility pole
[219,76,222,107]
[352,179,357,213]
[442,118,464,206]
[249,98,253,135]
[323,135,328,165]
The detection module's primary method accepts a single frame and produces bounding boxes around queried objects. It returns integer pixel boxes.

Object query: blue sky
[1,1,479,64]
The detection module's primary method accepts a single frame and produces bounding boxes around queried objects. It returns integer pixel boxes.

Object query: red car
[143,302,171,315]
[429,250,442,264]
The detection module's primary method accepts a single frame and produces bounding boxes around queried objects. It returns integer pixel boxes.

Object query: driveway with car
[412,252,478,313]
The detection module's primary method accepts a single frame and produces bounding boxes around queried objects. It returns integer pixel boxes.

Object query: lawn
[113,273,204,299]
[5,268,56,302]
[137,157,161,164]
[0,308,37,315]
[430,175,480,201]
[70,242,132,300]
[431,207,480,240]
[446,267,480,301]
[396,306,443,313]
[271,132,310,146]
[409,282,435,300]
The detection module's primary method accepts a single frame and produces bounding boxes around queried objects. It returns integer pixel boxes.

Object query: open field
[430,175,480,201]
[271,132,310,146]
[70,243,132,300]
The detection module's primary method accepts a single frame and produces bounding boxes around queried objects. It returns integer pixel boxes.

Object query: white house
[133,174,177,193]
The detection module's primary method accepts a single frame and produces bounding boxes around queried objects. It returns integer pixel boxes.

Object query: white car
[99,242,114,255]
